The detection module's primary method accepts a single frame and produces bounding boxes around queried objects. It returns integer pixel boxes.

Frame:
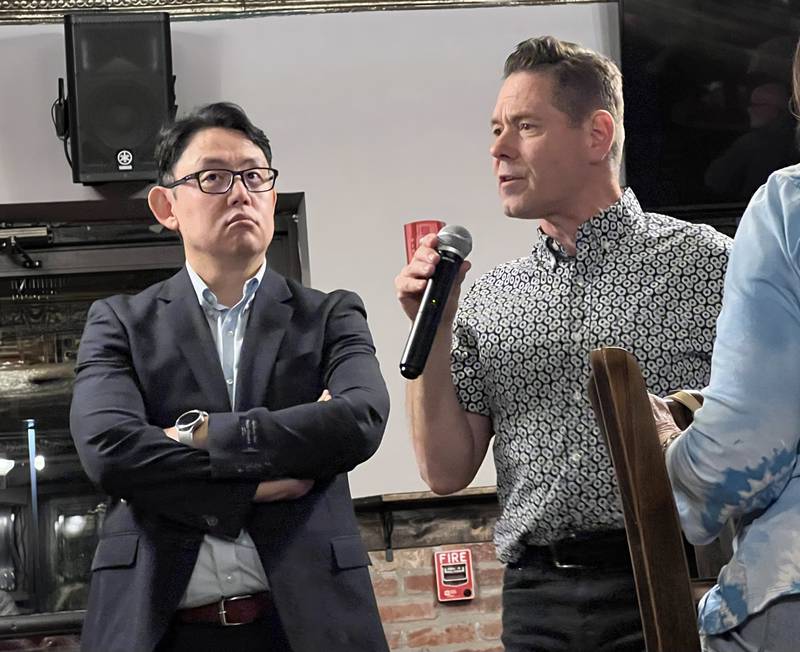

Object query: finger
[395,277,428,297]
[406,258,437,279]
[648,395,680,440]
[418,233,439,249]
[412,245,440,266]
[394,261,434,293]
[648,394,672,420]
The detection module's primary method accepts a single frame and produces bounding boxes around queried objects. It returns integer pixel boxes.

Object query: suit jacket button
[204,515,219,527]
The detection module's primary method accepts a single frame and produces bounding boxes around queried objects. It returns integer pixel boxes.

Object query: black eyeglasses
[164,167,279,194]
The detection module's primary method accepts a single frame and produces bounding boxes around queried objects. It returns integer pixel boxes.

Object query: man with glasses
[70,102,390,652]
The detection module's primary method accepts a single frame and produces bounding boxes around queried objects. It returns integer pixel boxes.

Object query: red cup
[403,220,446,264]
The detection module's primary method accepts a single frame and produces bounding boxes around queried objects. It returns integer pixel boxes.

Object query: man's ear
[148,185,180,232]
[587,109,615,163]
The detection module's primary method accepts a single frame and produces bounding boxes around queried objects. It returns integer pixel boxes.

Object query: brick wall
[368,542,504,652]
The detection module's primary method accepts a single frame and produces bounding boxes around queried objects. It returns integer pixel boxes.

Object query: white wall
[0,2,619,497]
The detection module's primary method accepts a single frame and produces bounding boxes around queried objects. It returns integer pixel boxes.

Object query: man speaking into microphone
[395,36,731,651]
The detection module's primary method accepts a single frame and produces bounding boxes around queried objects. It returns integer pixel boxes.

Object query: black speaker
[64,12,176,184]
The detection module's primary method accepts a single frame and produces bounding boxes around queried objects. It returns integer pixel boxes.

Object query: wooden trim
[365,485,496,504]
[357,498,500,551]
[1,0,610,26]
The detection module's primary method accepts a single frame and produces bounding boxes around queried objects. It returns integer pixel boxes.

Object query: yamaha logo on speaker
[116,149,133,171]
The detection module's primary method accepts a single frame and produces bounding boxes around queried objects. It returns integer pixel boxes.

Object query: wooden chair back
[588,346,700,652]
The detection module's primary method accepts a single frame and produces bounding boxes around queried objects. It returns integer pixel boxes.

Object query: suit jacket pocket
[91,534,139,571]
[331,535,370,570]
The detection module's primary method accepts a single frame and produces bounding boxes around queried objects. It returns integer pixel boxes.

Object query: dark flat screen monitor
[621,0,800,218]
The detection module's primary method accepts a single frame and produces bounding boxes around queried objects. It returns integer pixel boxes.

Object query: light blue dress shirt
[667,165,800,635]
[177,260,269,609]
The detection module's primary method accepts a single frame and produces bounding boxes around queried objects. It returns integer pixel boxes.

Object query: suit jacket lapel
[235,269,293,411]
[159,269,231,410]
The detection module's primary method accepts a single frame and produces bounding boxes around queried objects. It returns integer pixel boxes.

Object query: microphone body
[400,225,472,380]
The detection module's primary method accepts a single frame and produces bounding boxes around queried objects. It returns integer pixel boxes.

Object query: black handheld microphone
[400,224,473,380]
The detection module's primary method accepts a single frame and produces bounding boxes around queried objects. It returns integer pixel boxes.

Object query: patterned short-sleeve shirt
[452,188,732,563]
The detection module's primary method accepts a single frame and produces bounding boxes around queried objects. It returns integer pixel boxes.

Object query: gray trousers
[702,595,800,652]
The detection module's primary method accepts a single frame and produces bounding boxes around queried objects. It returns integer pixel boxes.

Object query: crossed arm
[70,290,389,537]
[162,391,333,502]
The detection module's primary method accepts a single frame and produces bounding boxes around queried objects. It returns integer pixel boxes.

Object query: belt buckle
[218,594,251,626]
[549,534,587,570]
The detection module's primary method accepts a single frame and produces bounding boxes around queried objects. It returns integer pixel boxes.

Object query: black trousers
[155,609,292,652]
[502,531,645,652]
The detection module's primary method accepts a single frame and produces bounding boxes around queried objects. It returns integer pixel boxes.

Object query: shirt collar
[185,260,266,312]
[531,187,645,267]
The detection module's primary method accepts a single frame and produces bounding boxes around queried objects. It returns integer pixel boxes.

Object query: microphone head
[437,224,472,259]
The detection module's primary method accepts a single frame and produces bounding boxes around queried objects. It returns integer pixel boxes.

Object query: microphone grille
[437,224,473,259]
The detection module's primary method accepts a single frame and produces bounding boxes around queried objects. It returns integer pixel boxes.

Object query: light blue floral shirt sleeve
[666,165,800,634]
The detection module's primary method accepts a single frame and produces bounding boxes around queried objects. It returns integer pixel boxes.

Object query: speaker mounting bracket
[0,227,50,269]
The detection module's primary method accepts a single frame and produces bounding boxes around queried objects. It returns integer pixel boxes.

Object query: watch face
[176,410,202,430]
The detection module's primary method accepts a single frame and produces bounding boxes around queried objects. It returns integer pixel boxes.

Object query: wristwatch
[175,409,208,446]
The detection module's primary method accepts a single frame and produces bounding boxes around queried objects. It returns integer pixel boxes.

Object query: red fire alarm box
[434,548,475,602]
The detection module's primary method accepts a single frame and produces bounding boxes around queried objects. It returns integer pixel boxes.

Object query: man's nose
[228,174,251,201]
[490,131,514,160]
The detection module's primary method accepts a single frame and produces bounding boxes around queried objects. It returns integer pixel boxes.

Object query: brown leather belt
[177,592,271,627]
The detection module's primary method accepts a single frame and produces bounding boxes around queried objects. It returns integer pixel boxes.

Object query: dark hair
[504,35,624,164]
[154,102,272,185]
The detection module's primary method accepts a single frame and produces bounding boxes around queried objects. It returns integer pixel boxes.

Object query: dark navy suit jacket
[70,267,390,652]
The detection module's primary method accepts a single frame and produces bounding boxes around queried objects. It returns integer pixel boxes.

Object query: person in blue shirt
[652,38,800,652]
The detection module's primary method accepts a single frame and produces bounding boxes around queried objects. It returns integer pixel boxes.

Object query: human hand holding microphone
[395,223,473,379]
